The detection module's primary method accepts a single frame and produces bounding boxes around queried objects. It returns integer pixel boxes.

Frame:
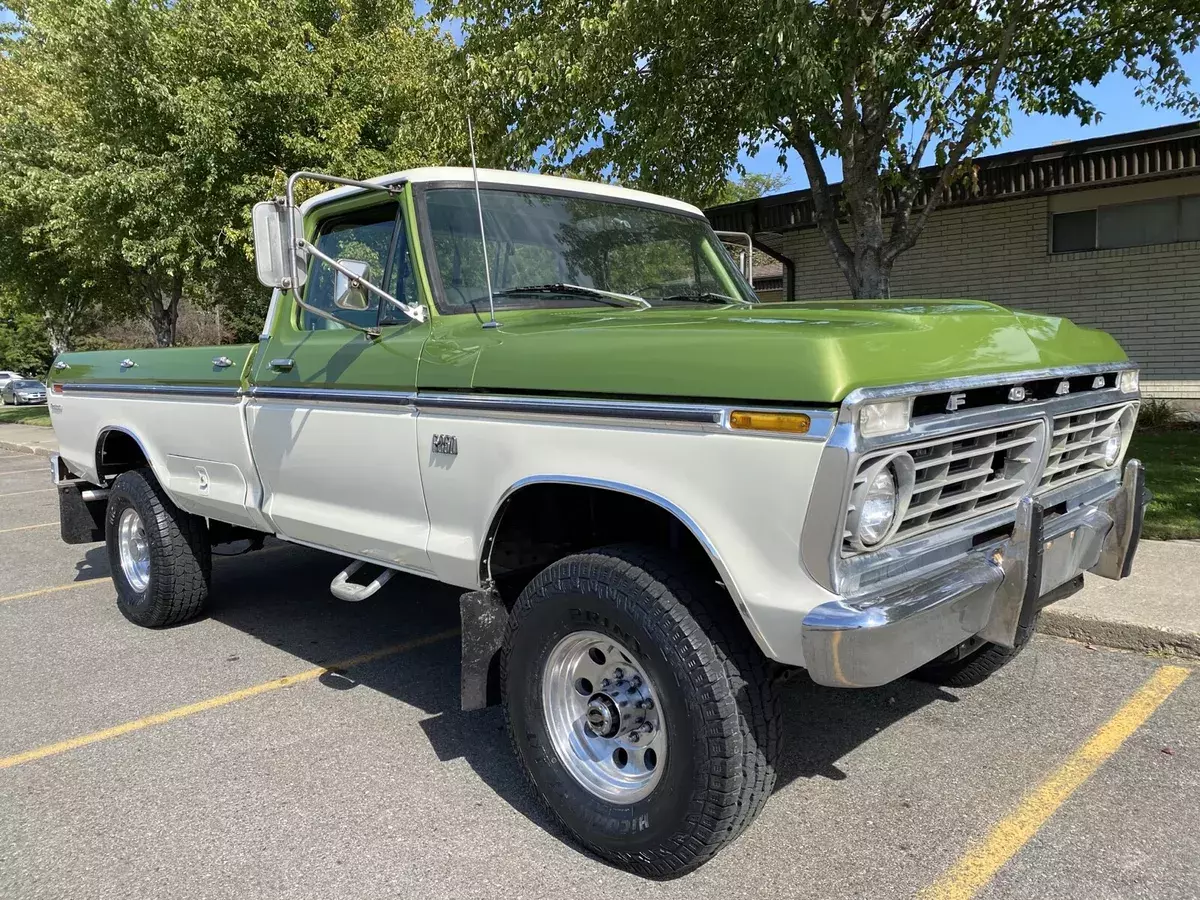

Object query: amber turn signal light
[729,411,811,434]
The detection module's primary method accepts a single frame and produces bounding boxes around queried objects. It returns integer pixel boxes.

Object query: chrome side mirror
[252,200,307,289]
[333,259,373,311]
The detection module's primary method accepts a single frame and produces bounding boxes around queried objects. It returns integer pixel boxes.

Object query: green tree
[443,0,1200,297]
[0,0,477,346]
[0,294,55,378]
[711,173,790,207]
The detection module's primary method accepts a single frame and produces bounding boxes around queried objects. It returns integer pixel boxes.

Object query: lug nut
[638,699,654,710]
[612,667,625,680]
[629,733,640,743]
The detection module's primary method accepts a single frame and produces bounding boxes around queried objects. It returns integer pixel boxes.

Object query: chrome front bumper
[800,459,1148,688]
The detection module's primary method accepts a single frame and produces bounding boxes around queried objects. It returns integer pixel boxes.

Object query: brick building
[706,122,1200,402]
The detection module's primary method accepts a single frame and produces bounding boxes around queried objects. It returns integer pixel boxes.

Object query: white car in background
[0,371,23,393]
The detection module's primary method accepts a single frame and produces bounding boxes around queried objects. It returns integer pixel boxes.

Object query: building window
[1052,195,1200,253]
[1051,210,1097,253]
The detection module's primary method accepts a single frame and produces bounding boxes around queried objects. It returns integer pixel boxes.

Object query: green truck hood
[424,299,1128,404]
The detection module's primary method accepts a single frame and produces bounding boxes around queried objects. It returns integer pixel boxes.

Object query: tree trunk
[848,252,891,298]
[45,323,72,356]
[146,271,183,347]
[843,164,892,299]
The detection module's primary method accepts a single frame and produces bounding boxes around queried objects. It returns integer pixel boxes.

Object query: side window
[380,213,418,326]
[300,203,399,330]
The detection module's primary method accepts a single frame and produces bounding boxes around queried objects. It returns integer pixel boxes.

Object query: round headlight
[856,466,898,546]
[1103,422,1124,467]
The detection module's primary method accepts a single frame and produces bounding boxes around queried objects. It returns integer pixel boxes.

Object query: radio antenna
[467,116,499,329]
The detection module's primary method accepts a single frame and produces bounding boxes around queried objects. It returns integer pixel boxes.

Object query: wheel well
[96,429,150,481]
[484,483,725,603]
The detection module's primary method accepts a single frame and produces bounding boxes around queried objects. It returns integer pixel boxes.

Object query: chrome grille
[844,420,1044,550]
[1038,404,1127,492]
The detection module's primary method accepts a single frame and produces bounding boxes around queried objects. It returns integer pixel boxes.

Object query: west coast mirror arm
[298,240,426,325]
[282,171,425,330]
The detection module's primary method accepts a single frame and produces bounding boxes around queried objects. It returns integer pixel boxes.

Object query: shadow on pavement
[175,542,959,862]
[74,545,110,582]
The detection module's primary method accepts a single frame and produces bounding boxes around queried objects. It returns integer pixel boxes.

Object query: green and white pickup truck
[47,167,1146,876]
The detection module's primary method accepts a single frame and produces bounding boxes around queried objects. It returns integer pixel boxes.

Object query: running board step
[330,561,395,602]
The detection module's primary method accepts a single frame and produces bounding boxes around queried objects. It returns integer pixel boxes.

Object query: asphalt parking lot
[1,449,1197,900]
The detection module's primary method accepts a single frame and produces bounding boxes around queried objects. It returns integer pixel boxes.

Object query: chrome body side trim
[418,393,723,426]
[249,386,417,406]
[249,386,836,437]
[800,460,1146,687]
[59,383,241,399]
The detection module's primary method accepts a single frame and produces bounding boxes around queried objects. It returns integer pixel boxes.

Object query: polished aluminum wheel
[117,507,151,593]
[541,630,666,803]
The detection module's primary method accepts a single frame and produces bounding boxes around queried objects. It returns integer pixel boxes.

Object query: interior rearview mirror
[334,260,372,311]
[252,201,307,289]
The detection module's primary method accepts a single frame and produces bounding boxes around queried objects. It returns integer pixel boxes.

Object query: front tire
[106,468,211,627]
[502,544,780,877]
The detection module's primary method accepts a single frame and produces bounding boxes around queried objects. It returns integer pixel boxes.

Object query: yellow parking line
[0,487,55,498]
[0,521,56,535]
[920,664,1191,900]
[0,577,111,604]
[0,628,460,769]
[0,544,298,605]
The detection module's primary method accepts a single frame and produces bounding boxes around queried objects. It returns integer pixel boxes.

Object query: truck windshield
[421,187,758,313]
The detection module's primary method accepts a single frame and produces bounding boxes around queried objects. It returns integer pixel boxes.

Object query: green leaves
[448,0,1200,297]
[0,0,476,344]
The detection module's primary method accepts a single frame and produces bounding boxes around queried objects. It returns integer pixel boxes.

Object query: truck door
[246,198,433,574]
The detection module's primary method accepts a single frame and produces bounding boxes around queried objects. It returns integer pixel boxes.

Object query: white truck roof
[298,167,705,219]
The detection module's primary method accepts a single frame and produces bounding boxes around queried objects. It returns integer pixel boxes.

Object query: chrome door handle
[269,358,295,371]
[212,356,233,368]
[120,359,136,369]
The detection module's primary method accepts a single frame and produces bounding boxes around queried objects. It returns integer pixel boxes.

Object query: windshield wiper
[655,291,753,306]
[491,283,651,309]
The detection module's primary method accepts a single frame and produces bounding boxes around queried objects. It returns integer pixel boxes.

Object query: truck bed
[49,343,270,532]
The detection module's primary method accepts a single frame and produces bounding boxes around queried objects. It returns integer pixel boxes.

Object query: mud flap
[459,589,508,711]
[57,482,107,545]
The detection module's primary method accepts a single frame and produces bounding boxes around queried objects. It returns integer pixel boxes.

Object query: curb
[1039,608,1200,660]
[0,440,54,459]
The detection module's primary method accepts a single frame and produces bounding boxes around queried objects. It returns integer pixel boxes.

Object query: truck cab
[46,167,1146,877]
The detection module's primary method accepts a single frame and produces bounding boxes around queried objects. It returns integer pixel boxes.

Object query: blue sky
[741,49,1200,191]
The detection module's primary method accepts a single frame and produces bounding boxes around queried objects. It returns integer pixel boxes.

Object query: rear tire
[106,468,211,627]
[502,543,780,877]
[914,614,1038,688]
